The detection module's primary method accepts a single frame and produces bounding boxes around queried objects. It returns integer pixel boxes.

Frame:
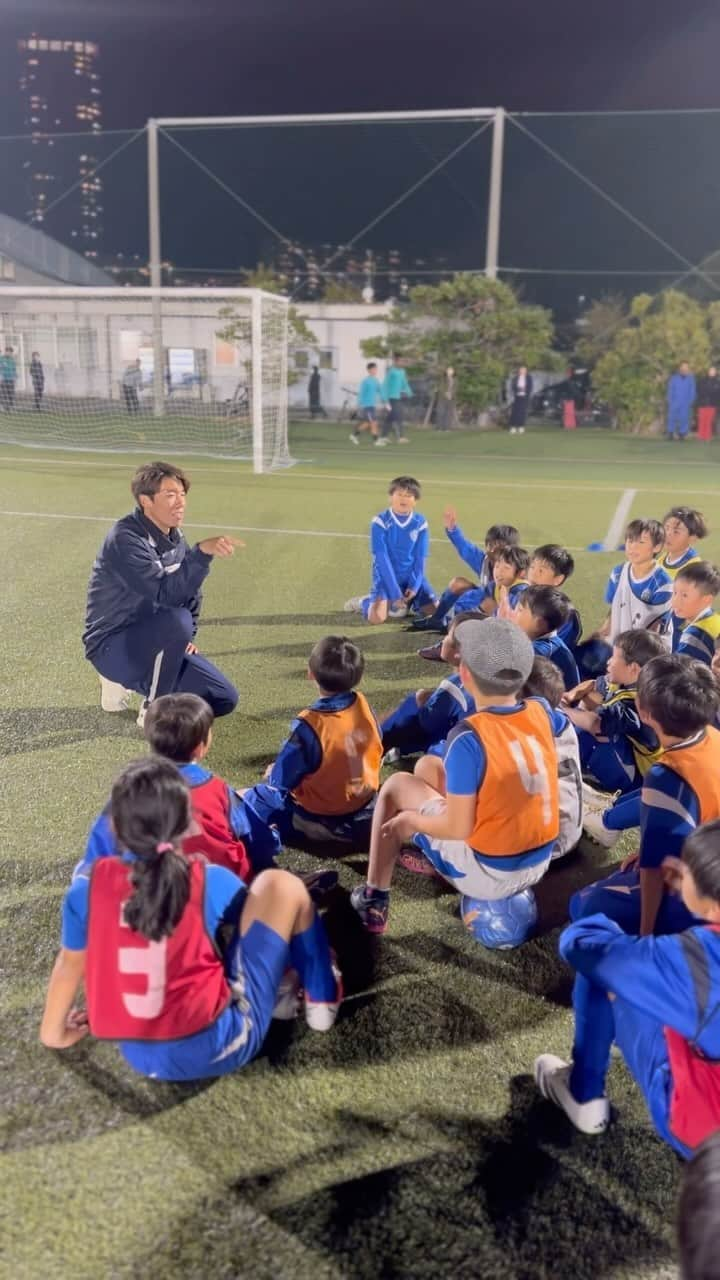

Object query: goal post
[0,285,290,472]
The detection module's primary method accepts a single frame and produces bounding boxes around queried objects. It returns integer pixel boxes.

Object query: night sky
[3,0,720,315]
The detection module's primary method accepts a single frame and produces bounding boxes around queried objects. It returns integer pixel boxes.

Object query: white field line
[600,488,637,551]
[0,507,595,552]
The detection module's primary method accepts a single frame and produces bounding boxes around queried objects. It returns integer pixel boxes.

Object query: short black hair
[366,361,377,371]
[309,635,364,693]
[389,476,421,499]
[532,544,575,581]
[625,517,665,550]
[682,821,720,905]
[485,524,519,548]
[144,693,214,761]
[131,460,190,502]
[664,506,708,540]
[495,545,531,576]
[637,655,720,737]
[678,1133,720,1280]
[521,655,564,707]
[520,585,571,634]
[449,609,487,636]
[675,560,720,597]
[614,629,667,668]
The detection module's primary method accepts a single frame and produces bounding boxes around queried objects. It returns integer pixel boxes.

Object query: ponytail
[110,757,191,942]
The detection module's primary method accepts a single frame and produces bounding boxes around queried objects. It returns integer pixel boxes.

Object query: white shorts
[412,799,551,901]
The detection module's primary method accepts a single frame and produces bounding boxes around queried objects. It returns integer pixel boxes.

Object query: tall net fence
[0,288,289,468]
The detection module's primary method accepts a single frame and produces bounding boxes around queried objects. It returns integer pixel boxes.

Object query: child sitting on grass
[40,757,342,1079]
[535,820,720,1158]
[409,514,519,633]
[381,611,482,758]
[510,584,580,690]
[351,618,559,949]
[659,505,708,578]
[528,544,582,652]
[246,635,383,846]
[569,654,720,937]
[522,656,582,860]
[344,476,436,624]
[672,561,720,665]
[417,545,531,662]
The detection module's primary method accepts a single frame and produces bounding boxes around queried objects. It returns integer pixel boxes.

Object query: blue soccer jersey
[558,605,582,652]
[675,608,720,666]
[446,524,489,584]
[605,562,672,643]
[533,633,580,691]
[370,508,431,600]
[658,547,700,580]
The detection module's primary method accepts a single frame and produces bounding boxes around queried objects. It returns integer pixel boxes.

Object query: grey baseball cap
[457,617,534,694]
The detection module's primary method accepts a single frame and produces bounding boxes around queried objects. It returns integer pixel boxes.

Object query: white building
[290,302,393,411]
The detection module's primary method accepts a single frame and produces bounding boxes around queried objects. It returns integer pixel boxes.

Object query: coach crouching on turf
[83,460,241,726]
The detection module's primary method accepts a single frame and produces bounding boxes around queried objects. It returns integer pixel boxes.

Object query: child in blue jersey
[570,655,720,938]
[672,561,720,665]
[409,514,519,633]
[345,476,437,625]
[244,635,382,846]
[659,505,707,579]
[381,611,482,758]
[510,585,579,690]
[350,361,386,447]
[40,758,341,1081]
[351,619,559,941]
[78,694,282,881]
[565,629,665,803]
[416,545,530,662]
[528,544,582,651]
[600,517,672,645]
[535,820,720,1158]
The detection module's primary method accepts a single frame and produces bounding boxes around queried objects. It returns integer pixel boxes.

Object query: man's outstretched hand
[198,535,245,558]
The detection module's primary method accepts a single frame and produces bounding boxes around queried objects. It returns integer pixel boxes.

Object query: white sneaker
[304,956,343,1032]
[100,677,133,713]
[273,969,300,1020]
[383,747,401,765]
[534,1054,610,1134]
[349,433,360,445]
[387,603,408,619]
[518,426,525,434]
[582,780,615,812]
[582,807,620,848]
[374,437,388,447]
[136,699,150,729]
[343,595,365,613]
[509,427,517,435]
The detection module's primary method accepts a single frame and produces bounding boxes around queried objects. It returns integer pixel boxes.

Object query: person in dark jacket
[29,352,44,411]
[696,366,720,441]
[83,460,242,726]
[509,365,534,434]
[308,365,326,419]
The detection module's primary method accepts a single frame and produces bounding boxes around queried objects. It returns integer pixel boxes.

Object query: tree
[575,294,628,366]
[360,274,555,419]
[593,290,710,433]
[216,263,317,385]
[322,279,363,303]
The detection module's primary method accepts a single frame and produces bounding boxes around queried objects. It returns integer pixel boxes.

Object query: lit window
[39,40,48,50]
[75,42,83,51]
[50,40,61,51]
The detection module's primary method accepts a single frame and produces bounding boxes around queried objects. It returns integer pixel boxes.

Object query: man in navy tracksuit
[83,460,241,724]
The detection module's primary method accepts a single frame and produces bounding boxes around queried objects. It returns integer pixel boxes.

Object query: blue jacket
[82,508,212,657]
[667,372,696,411]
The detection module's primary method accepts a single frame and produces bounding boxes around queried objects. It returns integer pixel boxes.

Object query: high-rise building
[18,35,103,259]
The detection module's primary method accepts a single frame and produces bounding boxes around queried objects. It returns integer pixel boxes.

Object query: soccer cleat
[398,847,440,878]
[136,699,150,729]
[350,883,390,934]
[273,969,301,1020]
[582,807,620,848]
[417,642,445,662]
[387,603,408,619]
[406,616,446,633]
[534,1054,610,1134]
[300,868,340,903]
[304,955,343,1032]
[344,595,365,613]
[100,677,133,713]
[349,433,360,445]
[382,747,401,766]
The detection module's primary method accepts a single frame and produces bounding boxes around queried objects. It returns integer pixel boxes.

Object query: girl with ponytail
[40,757,341,1080]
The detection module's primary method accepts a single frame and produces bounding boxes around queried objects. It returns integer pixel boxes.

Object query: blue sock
[289,913,336,1002]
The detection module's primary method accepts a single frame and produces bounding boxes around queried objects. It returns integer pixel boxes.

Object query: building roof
[0,211,112,287]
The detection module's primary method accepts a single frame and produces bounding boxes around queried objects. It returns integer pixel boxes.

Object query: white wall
[291,302,392,409]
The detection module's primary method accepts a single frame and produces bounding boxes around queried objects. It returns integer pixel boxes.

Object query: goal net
[0,286,290,471]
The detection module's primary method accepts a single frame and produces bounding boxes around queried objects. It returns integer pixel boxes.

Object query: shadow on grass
[202,614,344,628]
[0,706,141,757]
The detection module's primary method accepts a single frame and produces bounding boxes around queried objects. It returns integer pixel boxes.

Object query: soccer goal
[0,286,290,472]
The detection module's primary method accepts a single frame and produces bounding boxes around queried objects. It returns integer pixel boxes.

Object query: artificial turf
[2,422,719,1278]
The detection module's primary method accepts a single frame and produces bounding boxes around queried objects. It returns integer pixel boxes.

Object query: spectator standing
[122,359,142,415]
[30,352,45,411]
[696,365,720,441]
[0,345,17,411]
[308,365,327,419]
[509,364,534,435]
[382,355,412,444]
[667,360,696,441]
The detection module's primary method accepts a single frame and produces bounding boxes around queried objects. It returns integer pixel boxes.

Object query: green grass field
[3,422,720,1279]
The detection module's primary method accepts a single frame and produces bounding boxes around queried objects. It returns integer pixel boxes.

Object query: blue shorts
[362,407,379,422]
[569,867,696,935]
[241,781,375,846]
[366,573,437,611]
[119,920,289,1081]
